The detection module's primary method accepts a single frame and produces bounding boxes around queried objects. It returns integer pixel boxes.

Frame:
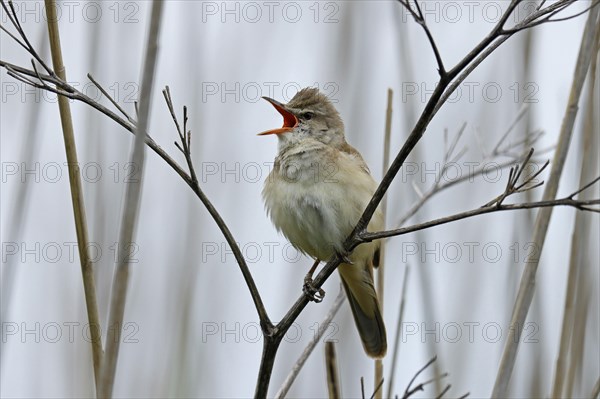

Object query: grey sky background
[1,1,599,398]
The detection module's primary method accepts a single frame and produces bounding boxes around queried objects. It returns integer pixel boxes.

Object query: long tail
[338,262,387,358]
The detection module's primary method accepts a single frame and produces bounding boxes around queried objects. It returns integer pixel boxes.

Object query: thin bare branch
[163,86,184,141]
[435,1,594,118]
[30,58,44,83]
[1,0,53,74]
[274,288,346,399]
[397,0,446,77]
[87,73,135,124]
[361,377,366,399]
[405,373,449,399]
[492,105,530,155]
[0,33,270,336]
[162,86,199,186]
[6,66,43,87]
[503,1,600,33]
[537,0,548,12]
[396,123,546,228]
[497,129,545,158]
[402,356,439,398]
[435,384,452,399]
[0,23,28,52]
[365,189,600,242]
[481,149,550,208]
[569,176,600,199]
[370,378,385,399]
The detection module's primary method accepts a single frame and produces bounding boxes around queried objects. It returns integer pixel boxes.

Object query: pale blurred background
[1,1,599,398]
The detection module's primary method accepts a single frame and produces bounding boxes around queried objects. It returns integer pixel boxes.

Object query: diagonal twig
[87,73,135,124]
[397,0,446,78]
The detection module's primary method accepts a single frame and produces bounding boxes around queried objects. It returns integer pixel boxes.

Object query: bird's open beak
[258,96,298,135]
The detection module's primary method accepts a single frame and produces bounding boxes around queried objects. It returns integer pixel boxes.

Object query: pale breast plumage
[262,139,382,263]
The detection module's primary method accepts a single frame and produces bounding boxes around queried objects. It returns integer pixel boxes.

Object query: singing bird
[259,87,386,358]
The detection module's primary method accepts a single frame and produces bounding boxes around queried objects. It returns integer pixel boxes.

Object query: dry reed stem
[98,2,164,397]
[492,7,600,397]
[375,88,394,399]
[43,0,103,389]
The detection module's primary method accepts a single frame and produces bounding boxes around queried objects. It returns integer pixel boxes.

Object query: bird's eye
[302,112,314,120]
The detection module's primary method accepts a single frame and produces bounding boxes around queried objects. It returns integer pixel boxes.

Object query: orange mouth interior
[258,99,298,135]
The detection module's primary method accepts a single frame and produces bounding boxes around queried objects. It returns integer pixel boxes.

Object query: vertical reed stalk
[44,0,103,389]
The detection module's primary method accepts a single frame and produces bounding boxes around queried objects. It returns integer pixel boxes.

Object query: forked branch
[363,151,599,242]
[397,0,446,78]
[401,356,468,399]
[1,0,598,397]
[0,0,271,334]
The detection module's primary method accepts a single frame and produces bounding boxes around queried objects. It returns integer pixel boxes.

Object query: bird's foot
[303,275,325,303]
[336,249,353,265]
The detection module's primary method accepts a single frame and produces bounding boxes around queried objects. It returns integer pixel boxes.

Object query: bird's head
[259,87,345,148]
